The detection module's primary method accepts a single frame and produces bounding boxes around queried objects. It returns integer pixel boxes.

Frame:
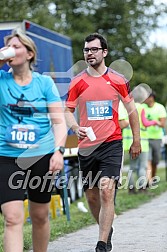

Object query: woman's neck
[12,67,32,86]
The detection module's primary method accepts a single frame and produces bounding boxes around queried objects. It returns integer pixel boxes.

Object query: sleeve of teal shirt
[44,76,62,104]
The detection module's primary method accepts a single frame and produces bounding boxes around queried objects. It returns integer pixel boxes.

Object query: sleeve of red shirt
[66,71,89,109]
[119,81,133,103]
[108,69,133,103]
[65,79,79,109]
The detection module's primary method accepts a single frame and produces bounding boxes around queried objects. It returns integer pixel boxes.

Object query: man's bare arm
[64,107,79,133]
[124,100,141,159]
[64,107,87,139]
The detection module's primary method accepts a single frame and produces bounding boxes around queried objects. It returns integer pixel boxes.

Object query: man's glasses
[83,47,103,54]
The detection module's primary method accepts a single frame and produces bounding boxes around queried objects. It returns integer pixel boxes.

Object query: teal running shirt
[0,70,61,157]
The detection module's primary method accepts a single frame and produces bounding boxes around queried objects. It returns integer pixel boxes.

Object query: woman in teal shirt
[0,30,67,252]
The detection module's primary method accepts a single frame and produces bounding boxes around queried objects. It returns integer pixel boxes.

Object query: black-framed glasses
[83,47,103,54]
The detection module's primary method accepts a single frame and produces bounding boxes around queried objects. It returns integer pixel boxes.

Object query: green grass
[115,167,167,214]
[0,168,167,252]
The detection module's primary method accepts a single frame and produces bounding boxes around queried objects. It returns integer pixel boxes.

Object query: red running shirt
[66,68,132,148]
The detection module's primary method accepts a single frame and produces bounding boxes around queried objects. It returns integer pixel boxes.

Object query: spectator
[123,87,160,193]
[144,91,167,185]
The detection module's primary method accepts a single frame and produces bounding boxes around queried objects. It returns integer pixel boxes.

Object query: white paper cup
[77,202,88,213]
[85,127,96,141]
[0,47,16,60]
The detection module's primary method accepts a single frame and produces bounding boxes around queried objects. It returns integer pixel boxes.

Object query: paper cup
[0,47,16,60]
[77,202,88,213]
[85,127,96,141]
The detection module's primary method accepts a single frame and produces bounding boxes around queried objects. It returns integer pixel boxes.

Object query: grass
[0,167,167,252]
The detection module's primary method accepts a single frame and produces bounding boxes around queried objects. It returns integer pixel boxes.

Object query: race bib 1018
[5,124,40,149]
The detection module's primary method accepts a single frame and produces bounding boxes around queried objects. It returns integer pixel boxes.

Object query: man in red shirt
[65,33,141,252]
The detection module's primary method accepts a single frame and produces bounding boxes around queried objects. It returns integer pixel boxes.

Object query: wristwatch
[57,146,65,155]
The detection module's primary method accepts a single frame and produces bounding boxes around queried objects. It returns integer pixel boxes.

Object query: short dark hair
[149,90,156,99]
[84,33,108,50]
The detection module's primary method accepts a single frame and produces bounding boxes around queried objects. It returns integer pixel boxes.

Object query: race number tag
[5,124,40,148]
[86,100,112,120]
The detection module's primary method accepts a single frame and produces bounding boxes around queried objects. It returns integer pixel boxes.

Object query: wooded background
[0,0,167,104]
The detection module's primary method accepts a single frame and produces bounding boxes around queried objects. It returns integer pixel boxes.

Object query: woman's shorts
[0,154,54,206]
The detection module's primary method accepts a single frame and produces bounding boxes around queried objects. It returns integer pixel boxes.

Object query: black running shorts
[78,140,123,191]
[0,154,54,206]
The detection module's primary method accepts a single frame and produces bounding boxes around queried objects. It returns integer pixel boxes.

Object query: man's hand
[74,126,87,140]
[129,141,141,159]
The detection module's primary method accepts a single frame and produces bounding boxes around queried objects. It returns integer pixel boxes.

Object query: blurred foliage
[130,47,167,104]
[0,0,167,104]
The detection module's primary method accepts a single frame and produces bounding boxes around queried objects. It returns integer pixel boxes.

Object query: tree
[48,0,166,64]
[130,47,167,104]
[0,0,166,63]
[0,0,166,103]
[0,0,47,20]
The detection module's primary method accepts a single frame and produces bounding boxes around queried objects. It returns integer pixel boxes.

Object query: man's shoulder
[72,70,87,82]
[69,70,89,91]
[107,68,128,84]
[154,102,166,111]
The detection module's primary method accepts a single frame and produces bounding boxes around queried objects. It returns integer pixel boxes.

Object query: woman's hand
[49,151,64,173]
[0,59,6,68]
